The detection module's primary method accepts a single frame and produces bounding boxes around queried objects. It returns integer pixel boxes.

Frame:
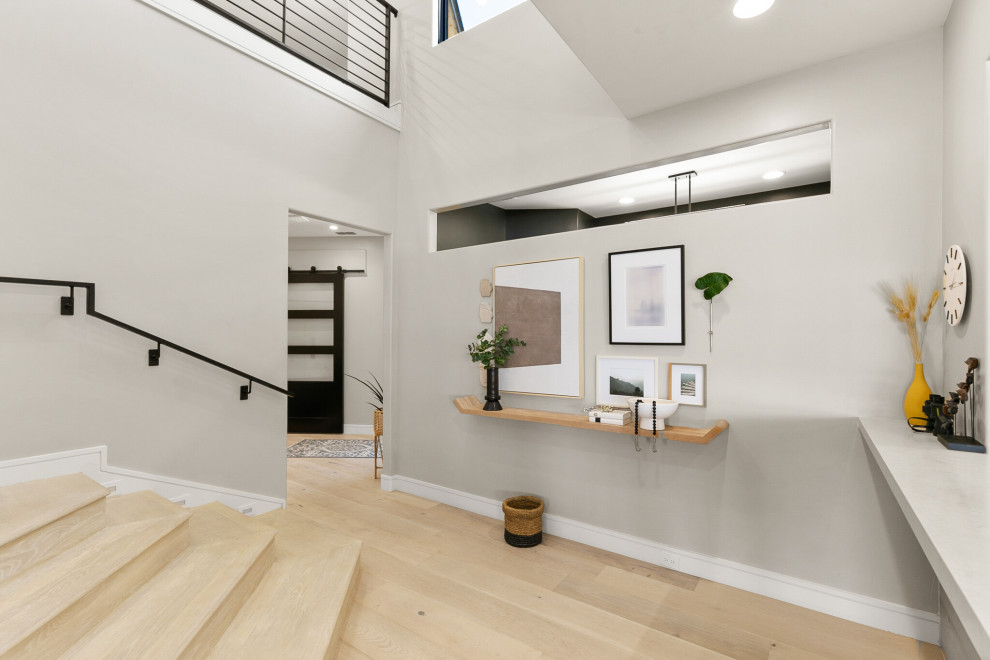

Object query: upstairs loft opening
[433,123,832,251]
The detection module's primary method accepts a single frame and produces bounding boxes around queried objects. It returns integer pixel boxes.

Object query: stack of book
[588,409,631,425]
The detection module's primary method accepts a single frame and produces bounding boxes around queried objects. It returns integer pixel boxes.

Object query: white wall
[0,0,397,497]
[941,0,990,655]
[392,1,942,613]
[289,236,386,429]
[943,0,989,440]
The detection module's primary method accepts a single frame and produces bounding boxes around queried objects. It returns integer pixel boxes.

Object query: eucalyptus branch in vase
[468,325,526,411]
[467,324,526,369]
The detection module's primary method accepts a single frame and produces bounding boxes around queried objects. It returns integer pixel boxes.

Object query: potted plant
[468,325,525,411]
[346,372,384,477]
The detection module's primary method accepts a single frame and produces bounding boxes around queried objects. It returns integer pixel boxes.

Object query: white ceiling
[530,0,953,118]
[287,215,381,238]
[491,125,830,217]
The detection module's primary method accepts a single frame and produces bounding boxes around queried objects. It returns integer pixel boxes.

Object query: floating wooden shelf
[453,395,728,445]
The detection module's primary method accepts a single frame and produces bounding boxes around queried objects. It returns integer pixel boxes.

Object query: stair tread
[0,510,190,655]
[61,526,275,660]
[206,541,361,659]
[105,489,184,526]
[257,509,361,558]
[0,474,110,548]
[0,500,106,586]
[187,502,273,545]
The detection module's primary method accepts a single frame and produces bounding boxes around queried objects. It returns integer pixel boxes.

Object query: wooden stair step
[0,474,110,583]
[105,489,185,526]
[187,502,274,545]
[207,511,362,659]
[0,474,110,548]
[0,510,190,659]
[1,489,183,587]
[61,519,275,660]
[257,508,361,557]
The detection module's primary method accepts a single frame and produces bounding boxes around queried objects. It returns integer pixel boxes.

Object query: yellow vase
[903,363,932,423]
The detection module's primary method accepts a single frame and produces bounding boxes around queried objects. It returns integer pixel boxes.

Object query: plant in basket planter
[468,325,526,411]
[346,373,384,476]
[346,372,383,411]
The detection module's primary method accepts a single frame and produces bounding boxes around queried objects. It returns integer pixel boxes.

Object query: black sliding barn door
[287,268,344,433]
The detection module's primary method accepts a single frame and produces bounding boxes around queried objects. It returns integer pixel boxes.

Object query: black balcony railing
[192,0,398,106]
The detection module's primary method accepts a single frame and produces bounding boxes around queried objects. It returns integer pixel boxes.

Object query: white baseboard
[0,447,284,516]
[381,474,940,644]
[343,424,373,436]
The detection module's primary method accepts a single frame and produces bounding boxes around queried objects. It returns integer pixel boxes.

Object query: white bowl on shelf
[626,398,679,430]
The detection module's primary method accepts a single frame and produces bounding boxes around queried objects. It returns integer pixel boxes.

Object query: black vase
[484,367,502,411]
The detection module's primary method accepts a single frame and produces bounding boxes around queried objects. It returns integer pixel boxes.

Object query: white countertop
[859,417,990,656]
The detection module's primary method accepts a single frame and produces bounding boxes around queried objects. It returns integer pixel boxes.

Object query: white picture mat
[494,257,582,397]
[669,363,706,406]
[610,248,683,344]
[596,356,658,407]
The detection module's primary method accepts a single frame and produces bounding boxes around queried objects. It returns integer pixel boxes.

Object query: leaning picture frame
[608,245,684,345]
[596,356,659,407]
[493,256,583,398]
[669,363,706,407]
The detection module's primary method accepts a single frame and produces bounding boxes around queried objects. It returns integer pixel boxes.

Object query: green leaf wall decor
[695,272,733,300]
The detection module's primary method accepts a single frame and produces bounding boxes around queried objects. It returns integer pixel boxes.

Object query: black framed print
[608,245,684,345]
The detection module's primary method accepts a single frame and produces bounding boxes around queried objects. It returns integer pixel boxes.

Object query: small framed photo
[669,363,706,407]
[596,356,658,408]
[608,245,684,345]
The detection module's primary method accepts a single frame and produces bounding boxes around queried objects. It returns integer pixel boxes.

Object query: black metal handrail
[191,0,398,106]
[0,276,290,399]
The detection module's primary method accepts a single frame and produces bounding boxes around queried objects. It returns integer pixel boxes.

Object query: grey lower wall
[0,0,397,497]
[394,1,942,613]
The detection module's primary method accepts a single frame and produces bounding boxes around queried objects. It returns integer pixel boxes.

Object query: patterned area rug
[287,438,375,458]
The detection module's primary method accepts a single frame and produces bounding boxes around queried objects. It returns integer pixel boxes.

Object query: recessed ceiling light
[618,197,636,205]
[329,224,339,230]
[733,0,775,19]
[762,170,785,180]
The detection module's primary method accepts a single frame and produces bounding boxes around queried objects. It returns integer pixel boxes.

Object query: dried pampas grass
[880,281,939,362]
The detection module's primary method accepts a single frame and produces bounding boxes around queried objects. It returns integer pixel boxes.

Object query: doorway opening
[286,211,388,476]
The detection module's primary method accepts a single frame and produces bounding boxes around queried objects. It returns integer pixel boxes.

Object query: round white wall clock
[943,244,968,326]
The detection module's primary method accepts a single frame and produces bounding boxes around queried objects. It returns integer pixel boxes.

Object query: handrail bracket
[149,342,161,367]
[61,287,75,316]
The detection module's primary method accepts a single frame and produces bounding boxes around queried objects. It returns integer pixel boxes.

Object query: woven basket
[373,409,383,436]
[502,495,544,547]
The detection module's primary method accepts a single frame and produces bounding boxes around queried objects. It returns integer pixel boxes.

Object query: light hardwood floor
[287,434,943,660]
